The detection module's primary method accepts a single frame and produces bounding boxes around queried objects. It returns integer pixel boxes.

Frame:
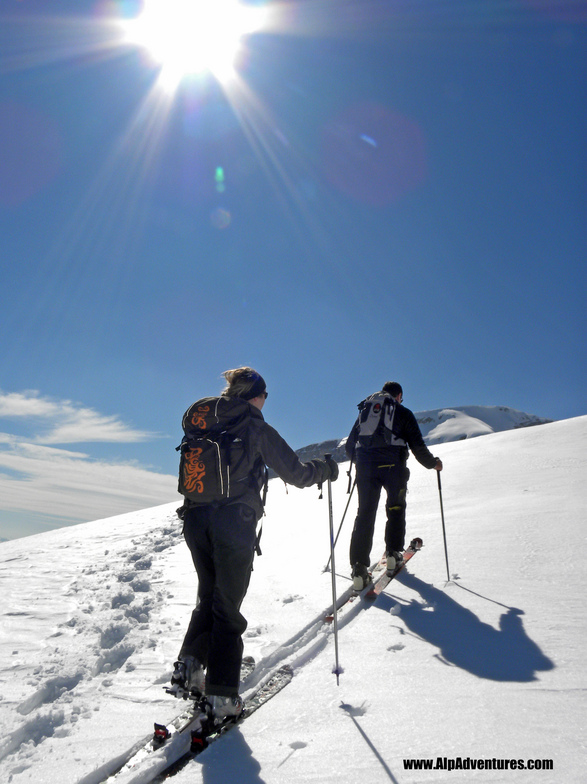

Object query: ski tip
[410,537,423,550]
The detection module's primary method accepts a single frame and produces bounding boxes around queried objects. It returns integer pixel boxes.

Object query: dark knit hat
[241,372,267,400]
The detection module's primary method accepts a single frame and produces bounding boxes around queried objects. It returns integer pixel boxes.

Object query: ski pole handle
[325,454,334,531]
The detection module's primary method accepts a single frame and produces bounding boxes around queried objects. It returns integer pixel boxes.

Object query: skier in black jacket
[172,367,339,722]
[345,381,442,590]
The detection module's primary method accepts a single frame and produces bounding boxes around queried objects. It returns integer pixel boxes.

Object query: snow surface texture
[0,416,585,783]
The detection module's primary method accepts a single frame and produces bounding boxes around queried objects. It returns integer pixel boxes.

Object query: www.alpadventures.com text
[403,757,553,772]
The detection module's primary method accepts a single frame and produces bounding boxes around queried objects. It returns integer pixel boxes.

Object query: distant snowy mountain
[415,405,552,444]
[294,405,552,463]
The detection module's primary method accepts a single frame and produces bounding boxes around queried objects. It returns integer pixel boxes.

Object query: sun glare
[122,0,267,89]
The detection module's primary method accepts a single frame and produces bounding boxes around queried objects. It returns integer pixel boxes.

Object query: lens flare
[321,102,428,206]
[210,206,232,229]
[215,166,226,192]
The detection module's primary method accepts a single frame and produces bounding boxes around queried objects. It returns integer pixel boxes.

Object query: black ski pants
[349,460,410,568]
[180,502,257,697]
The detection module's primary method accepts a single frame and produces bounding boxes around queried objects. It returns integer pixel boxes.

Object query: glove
[309,458,339,484]
[325,455,339,482]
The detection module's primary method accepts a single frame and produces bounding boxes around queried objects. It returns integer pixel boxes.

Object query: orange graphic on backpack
[190,405,210,430]
[183,447,206,494]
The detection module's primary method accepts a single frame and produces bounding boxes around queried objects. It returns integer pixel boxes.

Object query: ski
[153,665,294,780]
[190,664,293,752]
[103,657,256,781]
[323,539,423,624]
[364,537,423,601]
[323,553,388,623]
[154,655,255,744]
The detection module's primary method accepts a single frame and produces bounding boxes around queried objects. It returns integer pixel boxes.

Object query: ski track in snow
[94,553,424,783]
[1,519,393,783]
[98,572,385,781]
[0,512,185,777]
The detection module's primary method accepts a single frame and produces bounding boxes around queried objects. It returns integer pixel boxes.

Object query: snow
[0,416,585,784]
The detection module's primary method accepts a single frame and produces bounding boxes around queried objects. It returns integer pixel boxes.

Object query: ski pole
[323,477,356,573]
[325,453,342,685]
[437,471,450,581]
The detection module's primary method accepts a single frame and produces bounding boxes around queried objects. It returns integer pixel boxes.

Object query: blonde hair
[221,367,266,400]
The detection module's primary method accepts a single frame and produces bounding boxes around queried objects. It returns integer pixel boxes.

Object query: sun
[121,0,268,89]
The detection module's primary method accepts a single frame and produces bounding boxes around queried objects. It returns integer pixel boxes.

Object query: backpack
[356,392,407,449]
[177,396,257,504]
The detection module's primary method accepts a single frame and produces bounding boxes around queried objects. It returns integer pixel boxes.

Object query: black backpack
[356,392,407,448]
[177,396,258,504]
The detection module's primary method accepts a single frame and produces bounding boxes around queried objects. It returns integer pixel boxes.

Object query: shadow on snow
[376,570,554,682]
[196,726,266,784]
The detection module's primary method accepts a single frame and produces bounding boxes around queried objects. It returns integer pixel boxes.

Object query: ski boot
[386,551,404,574]
[167,655,205,700]
[206,694,244,725]
[351,562,372,591]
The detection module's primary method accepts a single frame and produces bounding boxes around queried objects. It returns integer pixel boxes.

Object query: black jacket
[345,399,437,470]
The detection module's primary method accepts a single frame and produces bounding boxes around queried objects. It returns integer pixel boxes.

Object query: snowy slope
[0,416,585,784]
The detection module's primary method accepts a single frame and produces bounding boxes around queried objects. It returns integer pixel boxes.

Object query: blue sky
[0,0,585,540]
